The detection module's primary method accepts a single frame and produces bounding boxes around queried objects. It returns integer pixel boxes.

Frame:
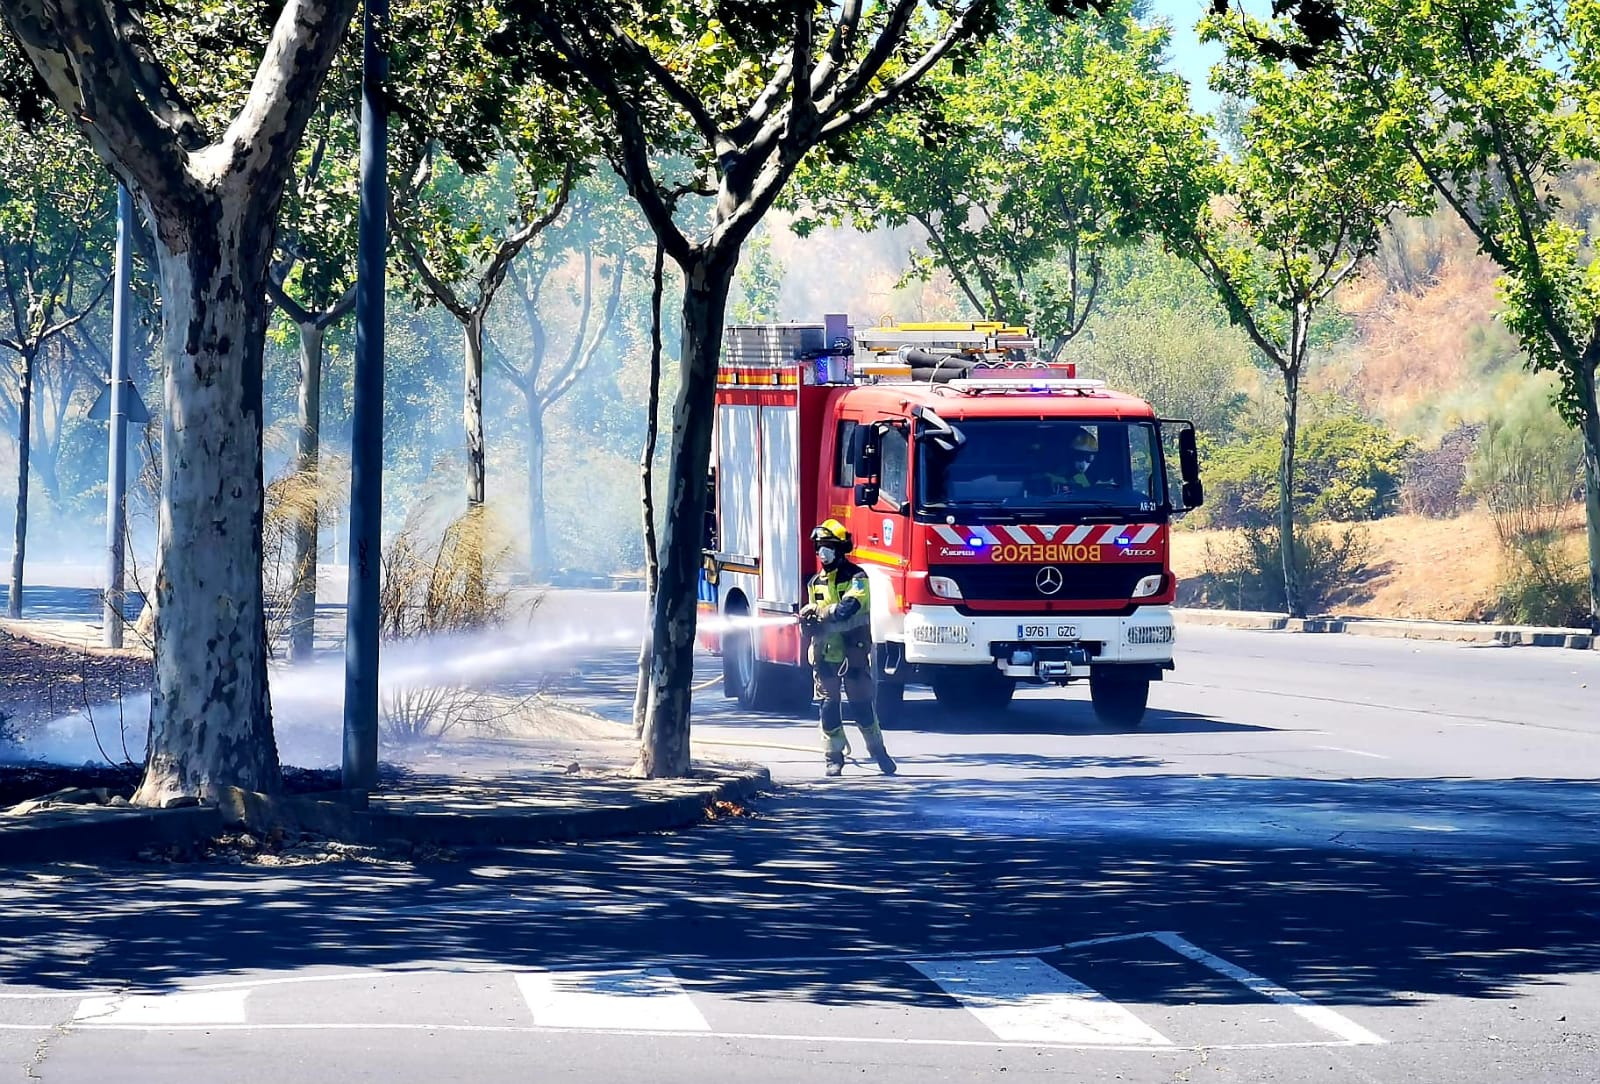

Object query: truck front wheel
[1089,668,1149,728]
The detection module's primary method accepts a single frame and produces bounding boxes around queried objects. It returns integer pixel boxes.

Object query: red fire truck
[697,316,1203,727]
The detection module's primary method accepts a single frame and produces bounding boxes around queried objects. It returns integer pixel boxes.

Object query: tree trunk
[7,349,34,620]
[524,392,549,582]
[1278,365,1305,619]
[637,252,736,777]
[633,240,666,738]
[288,319,323,664]
[1577,360,1600,634]
[464,311,486,506]
[133,202,279,806]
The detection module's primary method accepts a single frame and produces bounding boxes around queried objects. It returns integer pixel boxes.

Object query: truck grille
[931,562,1162,602]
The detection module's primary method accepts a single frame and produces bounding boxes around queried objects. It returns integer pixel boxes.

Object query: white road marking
[73,989,250,1026]
[1312,745,1392,760]
[17,1020,1371,1050]
[911,956,1171,1046]
[1152,932,1384,1046]
[514,968,709,1032]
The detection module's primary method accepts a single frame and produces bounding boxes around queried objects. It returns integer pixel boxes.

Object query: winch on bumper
[894,605,1176,683]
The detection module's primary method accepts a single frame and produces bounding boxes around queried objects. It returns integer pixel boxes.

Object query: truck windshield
[918,418,1166,517]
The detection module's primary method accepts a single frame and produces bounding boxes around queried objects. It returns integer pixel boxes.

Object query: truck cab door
[853,418,911,576]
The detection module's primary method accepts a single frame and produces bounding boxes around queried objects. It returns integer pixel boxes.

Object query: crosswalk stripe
[73,989,250,1026]
[1152,933,1384,1046]
[911,957,1171,1046]
[514,968,710,1032]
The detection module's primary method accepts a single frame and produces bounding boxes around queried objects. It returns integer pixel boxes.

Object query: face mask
[1074,458,1092,474]
[817,545,839,565]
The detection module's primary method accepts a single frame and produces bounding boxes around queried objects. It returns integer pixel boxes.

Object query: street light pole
[103,185,134,649]
[343,0,388,797]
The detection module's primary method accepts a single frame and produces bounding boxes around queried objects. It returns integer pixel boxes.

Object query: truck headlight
[928,575,964,600]
[1131,573,1165,599]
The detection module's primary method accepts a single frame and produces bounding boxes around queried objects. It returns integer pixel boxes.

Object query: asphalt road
[3,617,1598,1083]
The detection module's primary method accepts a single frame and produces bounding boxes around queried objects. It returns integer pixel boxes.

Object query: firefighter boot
[823,727,848,777]
[862,726,897,776]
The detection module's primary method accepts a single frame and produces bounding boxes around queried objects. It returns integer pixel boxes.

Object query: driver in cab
[1029,427,1108,496]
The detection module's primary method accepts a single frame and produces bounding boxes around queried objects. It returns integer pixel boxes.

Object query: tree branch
[601,13,727,154]
[546,251,623,405]
[5,0,194,208]
[389,203,472,322]
[816,4,987,143]
[265,260,314,326]
[476,161,576,315]
[911,211,985,317]
[538,244,594,401]
[527,8,693,263]
[316,282,357,330]
[204,0,360,196]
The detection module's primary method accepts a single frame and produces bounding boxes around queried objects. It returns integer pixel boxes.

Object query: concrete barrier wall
[1173,608,1596,651]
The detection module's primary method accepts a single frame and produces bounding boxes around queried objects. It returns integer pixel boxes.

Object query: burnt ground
[0,629,152,738]
[0,629,381,807]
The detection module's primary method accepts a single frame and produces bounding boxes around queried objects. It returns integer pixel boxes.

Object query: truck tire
[872,643,905,726]
[874,675,905,726]
[931,667,1015,713]
[724,611,812,715]
[1090,668,1149,728]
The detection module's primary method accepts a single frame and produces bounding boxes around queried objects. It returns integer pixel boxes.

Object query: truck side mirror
[1178,427,1204,509]
[852,422,881,480]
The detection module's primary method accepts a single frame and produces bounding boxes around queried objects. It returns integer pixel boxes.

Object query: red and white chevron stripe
[931,523,1163,547]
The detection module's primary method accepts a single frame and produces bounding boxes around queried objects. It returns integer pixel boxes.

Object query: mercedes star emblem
[1035,566,1064,596]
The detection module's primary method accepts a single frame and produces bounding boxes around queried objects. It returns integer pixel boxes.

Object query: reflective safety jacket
[806,558,872,664]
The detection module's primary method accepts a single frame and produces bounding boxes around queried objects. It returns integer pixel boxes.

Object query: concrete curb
[1170,608,1289,631]
[0,805,223,865]
[1175,608,1597,650]
[216,764,773,851]
[2,766,772,864]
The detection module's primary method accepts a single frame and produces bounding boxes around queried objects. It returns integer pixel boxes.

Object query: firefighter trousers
[814,641,888,765]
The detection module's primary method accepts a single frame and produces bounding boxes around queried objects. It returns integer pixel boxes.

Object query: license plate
[1017,623,1078,640]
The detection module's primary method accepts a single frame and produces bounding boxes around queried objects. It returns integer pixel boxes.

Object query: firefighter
[798,519,897,777]
[1035,428,1100,494]
[1064,428,1099,488]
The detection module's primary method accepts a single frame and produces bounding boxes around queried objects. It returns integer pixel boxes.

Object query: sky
[1145,0,1229,115]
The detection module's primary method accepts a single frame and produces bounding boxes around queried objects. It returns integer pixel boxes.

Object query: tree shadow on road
[2,772,1598,1020]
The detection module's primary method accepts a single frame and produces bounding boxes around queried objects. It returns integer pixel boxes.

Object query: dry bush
[261,454,350,658]
[1198,524,1375,614]
[1399,424,1480,518]
[376,502,540,746]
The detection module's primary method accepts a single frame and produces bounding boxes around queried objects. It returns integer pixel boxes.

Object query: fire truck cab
[698,316,1203,727]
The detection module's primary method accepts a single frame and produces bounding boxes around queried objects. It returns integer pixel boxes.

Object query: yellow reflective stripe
[851,547,905,568]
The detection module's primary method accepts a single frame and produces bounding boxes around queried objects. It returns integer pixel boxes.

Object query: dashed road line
[1152,932,1385,1046]
[911,956,1171,1046]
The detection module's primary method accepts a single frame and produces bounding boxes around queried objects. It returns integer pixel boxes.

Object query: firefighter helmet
[1070,430,1099,455]
[810,518,854,551]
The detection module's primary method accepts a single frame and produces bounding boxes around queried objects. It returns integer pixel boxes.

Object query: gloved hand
[798,604,821,628]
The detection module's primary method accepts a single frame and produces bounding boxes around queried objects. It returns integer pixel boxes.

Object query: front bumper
[893,604,1176,675]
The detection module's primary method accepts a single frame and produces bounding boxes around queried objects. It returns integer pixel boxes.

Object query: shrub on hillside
[1199,523,1374,613]
[1201,413,1412,529]
[1466,385,1588,628]
[1466,387,1583,544]
[1491,536,1589,628]
[1399,424,1480,518]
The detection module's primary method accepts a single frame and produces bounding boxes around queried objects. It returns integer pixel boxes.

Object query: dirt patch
[1173,509,1586,621]
[0,628,152,740]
